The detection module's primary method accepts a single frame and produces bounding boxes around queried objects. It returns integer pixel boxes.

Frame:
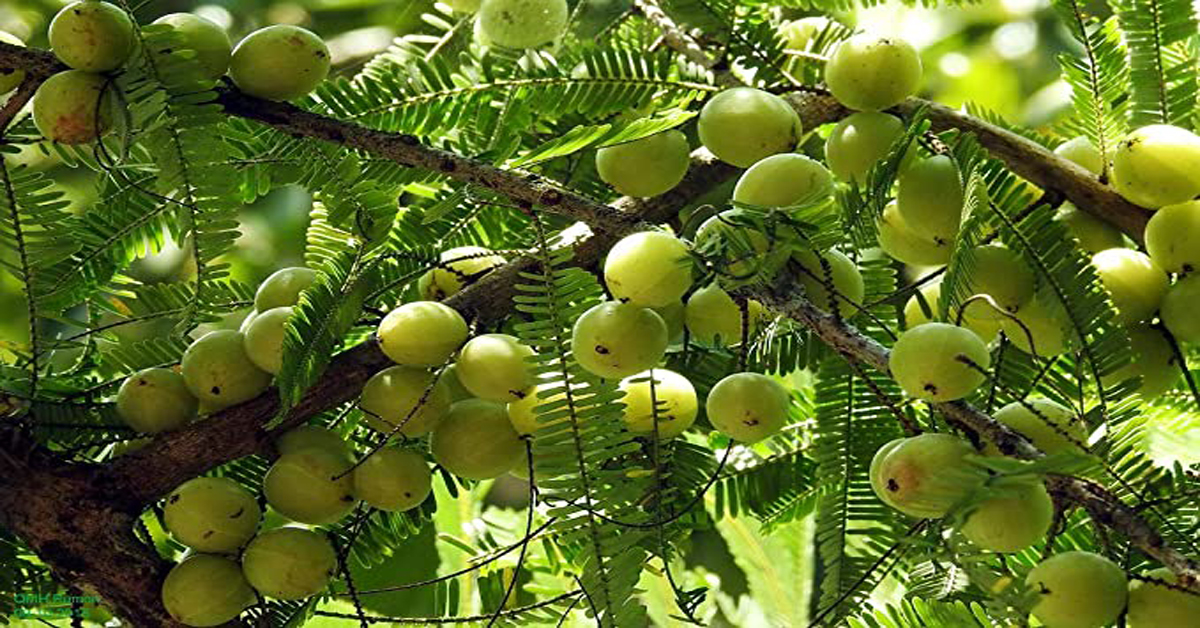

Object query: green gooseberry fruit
[651,301,686,344]
[825,111,910,182]
[571,301,668,379]
[988,398,1085,456]
[824,33,922,111]
[276,424,350,458]
[902,283,1000,343]
[359,365,452,437]
[242,306,292,375]
[229,25,330,101]
[732,153,834,209]
[959,480,1053,552]
[693,211,777,279]
[697,87,803,168]
[896,155,964,246]
[778,17,832,74]
[1144,200,1200,274]
[32,70,114,145]
[1054,136,1104,175]
[417,246,507,300]
[868,438,906,492]
[438,364,474,402]
[705,372,790,443]
[1092,248,1169,325]
[596,130,691,198]
[793,248,864,314]
[162,554,255,627]
[1102,326,1180,397]
[1161,273,1200,342]
[477,0,569,49]
[263,448,357,525]
[431,399,525,480]
[965,244,1036,319]
[454,333,536,402]
[1111,124,1200,209]
[0,32,26,95]
[255,267,316,311]
[604,231,694,307]
[241,527,337,600]
[181,330,273,410]
[889,322,991,402]
[684,284,764,347]
[877,201,951,266]
[1000,292,1071,358]
[163,476,261,553]
[152,13,232,80]
[352,447,432,512]
[1025,551,1128,628]
[377,301,469,366]
[618,369,698,439]
[1126,567,1200,628]
[506,381,571,435]
[116,367,199,434]
[869,433,984,518]
[49,0,135,72]
[1055,204,1125,253]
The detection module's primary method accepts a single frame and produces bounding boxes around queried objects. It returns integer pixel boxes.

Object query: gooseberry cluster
[24,3,329,145]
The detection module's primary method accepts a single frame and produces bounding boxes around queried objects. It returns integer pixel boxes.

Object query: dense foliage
[0,0,1197,626]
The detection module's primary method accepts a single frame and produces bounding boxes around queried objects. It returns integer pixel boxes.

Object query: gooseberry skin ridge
[229,25,331,101]
[241,527,338,601]
[959,481,1053,552]
[454,333,536,402]
[896,155,964,244]
[0,32,26,95]
[1161,274,1200,343]
[877,201,951,267]
[697,87,803,167]
[824,34,922,111]
[352,447,432,512]
[705,372,790,443]
[596,130,691,198]
[1111,124,1200,209]
[603,231,694,307]
[242,306,293,375]
[999,293,1070,358]
[477,0,569,49]
[116,367,199,434]
[163,476,262,554]
[32,70,113,145]
[49,0,135,72]
[888,323,991,402]
[965,244,1036,319]
[1144,200,1200,274]
[1091,248,1169,325]
[431,399,525,480]
[571,301,669,379]
[870,433,983,519]
[263,448,357,525]
[255,267,316,311]
[152,13,232,80]
[618,369,698,438]
[377,301,469,366]
[1056,204,1125,253]
[162,554,255,627]
[732,153,834,209]
[1025,551,1128,628]
[180,330,273,410]
[276,425,350,458]
[824,111,908,182]
[793,249,864,314]
[359,365,452,437]
[1126,567,1200,628]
